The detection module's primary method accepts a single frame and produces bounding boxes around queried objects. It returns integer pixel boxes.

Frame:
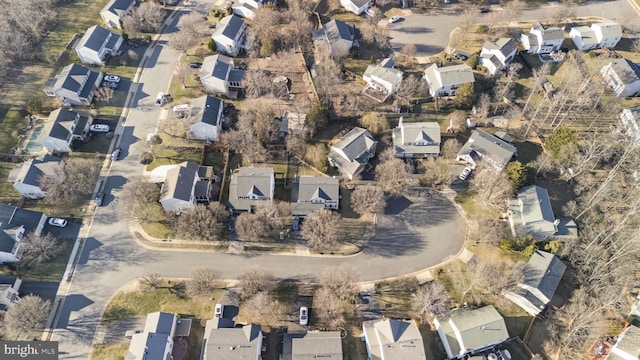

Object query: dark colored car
[479,7,490,13]
[189,62,202,68]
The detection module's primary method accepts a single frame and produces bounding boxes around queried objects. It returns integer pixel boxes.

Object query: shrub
[208,38,216,52]
[476,25,489,34]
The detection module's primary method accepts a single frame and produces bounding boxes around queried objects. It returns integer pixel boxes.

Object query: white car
[90,124,110,133]
[48,218,67,227]
[459,167,472,181]
[104,75,120,83]
[214,304,224,318]
[299,306,309,326]
[389,16,401,23]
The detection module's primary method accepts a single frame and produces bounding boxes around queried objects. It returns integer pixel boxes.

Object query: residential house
[434,306,509,360]
[569,26,599,51]
[232,0,275,19]
[8,155,64,200]
[362,318,427,360]
[290,176,339,216]
[38,109,93,153]
[228,167,275,213]
[423,64,475,97]
[0,204,47,264]
[0,275,21,311]
[606,325,640,360]
[200,54,245,98]
[507,185,558,239]
[328,127,377,180]
[591,21,622,49]
[520,22,564,54]
[100,0,135,29]
[159,162,216,212]
[202,315,263,360]
[479,38,518,75]
[282,331,343,360]
[456,129,517,172]
[392,118,441,158]
[279,111,307,137]
[187,95,224,142]
[363,58,403,102]
[211,14,247,57]
[601,59,640,97]
[125,312,176,360]
[75,25,123,65]
[315,19,355,58]
[504,250,566,316]
[620,106,640,143]
[43,63,103,106]
[340,0,372,14]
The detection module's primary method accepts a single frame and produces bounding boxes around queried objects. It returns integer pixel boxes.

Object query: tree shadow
[384,195,413,215]
[55,294,95,330]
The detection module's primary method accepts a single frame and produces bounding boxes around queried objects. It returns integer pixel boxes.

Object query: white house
[188,95,223,142]
[392,118,441,158]
[569,26,599,51]
[159,162,216,212]
[457,129,517,173]
[228,167,275,213]
[479,38,518,75]
[362,318,426,360]
[75,25,123,65]
[363,58,403,102]
[620,106,640,143]
[199,54,245,97]
[0,275,21,311]
[606,325,640,360]
[340,0,372,15]
[0,204,46,264]
[435,306,509,359]
[290,176,339,216]
[126,312,176,360]
[8,155,64,200]
[328,127,377,180]
[100,0,135,29]
[423,63,475,97]
[591,21,622,49]
[520,22,564,54]
[44,64,103,107]
[211,14,247,57]
[39,109,93,153]
[601,59,640,97]
[232,0,275,19]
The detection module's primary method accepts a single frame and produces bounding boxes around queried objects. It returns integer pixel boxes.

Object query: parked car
[479,7,490,13]
[299,307,309,326]
[126,40,138,48]
[293,217,301,231]
[234,62,247,70]
[215,304,224,318]
[90,124,110,133]
[48,218,67,227]
[156,92,165,106]
[388,16,401,23]
[189,62,202,68]
[104,75,120,83]
[111,148,121,161]
[102,81,118,89]
[95,192,104,206]
[459,167,472,181]
[208,23,217,29]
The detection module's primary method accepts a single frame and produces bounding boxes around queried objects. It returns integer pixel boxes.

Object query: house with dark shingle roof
[340,0,372,14]
[188,95,223,142]
[100,0,135,29]
[0,275,21,311]
[504,250,566,316]
[44,64,103,106]
[456,129,517,173]
[228,167,274,213]
[423,63,475,97]
[601,58,640,97]
[290,176,339,216]
[159,162,216,212]
[392,118,441,158]
[38,109,93,153]
[200,54,245,98]
[8,155,64,200]
[315,19,355,58]
[212,14,247,57]
[435,306,509,360]
[282,331,343,360]
[328,127,377,180]
[362,318,427,360]
[0,204,47,264]
[521,22,564,54]
[479,38,517,75]
[125,312,176,360]
[75,25,123,65]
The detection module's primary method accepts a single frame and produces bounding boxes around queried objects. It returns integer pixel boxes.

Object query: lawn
[145,140,203,171]
[0,238,74,281]
[454,189,477,216]
[92,343,128,360]
[96,90,129,123]
[0,107,28,153]
[0,161,23,205]
[375,277,420,319]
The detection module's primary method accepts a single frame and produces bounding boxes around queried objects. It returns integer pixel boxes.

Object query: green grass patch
[0,161,23,205]
[141,220,176,239]
[0,107,29,153]
[375,277,420,319]
[454,189,477,216]
[73,133,113,155]
[97,91,129,123]
[145,143,202,171]
[244,245,294,252]
[23,199,92,219]
[0,238,74,281]
[92,342,128,360]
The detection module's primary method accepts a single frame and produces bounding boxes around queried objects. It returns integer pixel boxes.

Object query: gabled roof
[331,127,376,163]
[45,108,79,141]
[364,61,403,86]
[438,306,509,356]
[424,63,475,89]
[516,185,556,235]
[232,167,273,198]
[482,38,517,58]
[347,0,371,6]
[10,155,63,187]
[214,14,245,40]
[190,95,223,126]
[283,331,343,360]
[363,318,426,360]
[393,121,441,156]
[143,311,176,335]
[0,275,19,287]
[523,250,566,300]
[0,204,45,234]
[126,312,176,360]
[571,26,598,47]
[102,0,134,17]
[201,54,233,81]
[324,19,355,56]
[203,324,262,360]
[457,129,517,170]
[531,22,563,41]
[605,59,640,84]
[77,25,120,52]
[291,176,339,203]
[592,21,622,40]
[51,64,91,93]
[160,162,213,203]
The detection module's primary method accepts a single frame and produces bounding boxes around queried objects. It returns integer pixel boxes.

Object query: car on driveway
[90,124,109,133]
[459,167,472,181]
[102,81,118,89]
[48,218,67,227]
[104,75,120,83]
[95,192,104,206]
[389,16,401,23]
[189,62,202,69]
[215,304,224,318]
[299,307,308,326]
[111,148,121,161]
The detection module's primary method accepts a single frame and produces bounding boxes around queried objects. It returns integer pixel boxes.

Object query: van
[155,92,165,106]
[214,303,224,318]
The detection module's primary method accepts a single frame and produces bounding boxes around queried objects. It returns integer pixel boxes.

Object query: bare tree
[95,86,114,103]
[304,143,329,173]
[457,5,479,43]
[235,212,270,240]
[469,166,513,211]
[475,93,491,124]
[18,232,61,269]
[320,264,359,302]
[351,184,386,216]
[314,286,345,328]
[313,45,342,102]
[375,148,414,195]
[359,112,389,136]
[441,139,461,160]
[124,2,165,34]
[411,280,450,324]
[238,267,276,299]
[470,260,523,296]
[243,291,280,326]
[174,203,227,241]
[401,44,417,60]
[448,110,468,133]
[186,267,221,298]
[4,295,51,340]
[419,158,450,188]
[40,159,100,205]
[301,209,343,249]
[119,176,160,222]
[396,74,427,107]
[501,0,525,26]
[139,272,161,292]
[243,70,275,98]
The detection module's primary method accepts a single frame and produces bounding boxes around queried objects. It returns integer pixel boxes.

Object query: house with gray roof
[228,167,275,213]
[100,0,135,29]
[601,58,640,97]
[620,106,640,144]
[0,275,21,311]
[520,22,564,54]
[211,14,247,57]
[456,129,517,173]
[39,108,93,153]
[328,127,377,180]
[362,318,426,360]
[290,176,339,216]
[435,306,509,359]
[569,26,599,51]
[44,64,103,107]
[315,19,355,58]
[508,185,557,239]
[505,250,566,316]
[75,25,123,65]
[479,38,517,75]
[592,21,622,49]
[8,155,64,200]
[0,204,46,264]
[340,0,372,14]
[125,312,176,360]
[423,63,475,97]
[200,54,245,98]
[232,0,275,19]
[363,58,403,102]
[282,331,343,360]
[202,319,263,360]
[159,162,215,212]
[392,118,441,158]
[606,325,640,360]
[188,95,223,142]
